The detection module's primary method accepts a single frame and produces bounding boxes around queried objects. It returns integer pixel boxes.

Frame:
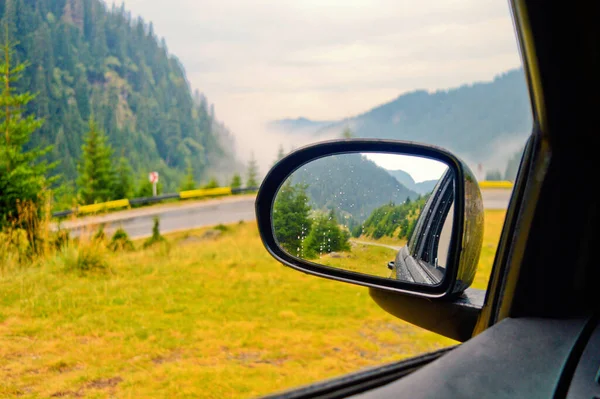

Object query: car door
[393,168,454,285]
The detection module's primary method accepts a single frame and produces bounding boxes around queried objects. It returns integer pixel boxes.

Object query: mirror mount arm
[369,287,485,342]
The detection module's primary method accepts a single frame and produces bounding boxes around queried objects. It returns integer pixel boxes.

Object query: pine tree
[180,162,196,191]
[77,116,114,204]
[246,153,259,188]
[341,127,354,138]
[273,144,285,166]
[230,173,241,190]
[113,155,133,199]
[272,181,312,256]
[202,177,219,189]
[304,211,350,259]
[0,32,53,242]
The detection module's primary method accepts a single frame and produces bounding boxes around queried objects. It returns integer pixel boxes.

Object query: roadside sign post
[149,171,159,197]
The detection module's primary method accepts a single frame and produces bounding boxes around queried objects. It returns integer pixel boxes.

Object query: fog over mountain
[269,68,531,177]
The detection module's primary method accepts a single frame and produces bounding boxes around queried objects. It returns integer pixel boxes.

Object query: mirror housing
[255,139,484,299]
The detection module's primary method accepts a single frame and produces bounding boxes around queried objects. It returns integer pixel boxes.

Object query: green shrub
[109,228,134,252]
[93,224,106,242]
[214,224,229,232]
[52,229,71,250]
[143,217,166,248]
[60,243,109,274]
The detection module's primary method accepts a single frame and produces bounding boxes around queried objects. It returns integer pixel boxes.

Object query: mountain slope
[287,153,418,222]
[271,68,531,171]
[1,0,237,191]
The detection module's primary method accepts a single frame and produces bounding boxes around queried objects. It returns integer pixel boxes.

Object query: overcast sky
[118,0,522,169]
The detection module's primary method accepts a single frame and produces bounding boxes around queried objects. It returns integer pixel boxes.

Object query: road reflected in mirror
[272,152,454,286]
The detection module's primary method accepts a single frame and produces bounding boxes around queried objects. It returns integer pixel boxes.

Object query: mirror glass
[272,152,455,286]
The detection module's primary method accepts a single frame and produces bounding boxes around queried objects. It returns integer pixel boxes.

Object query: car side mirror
[255,139,484,299]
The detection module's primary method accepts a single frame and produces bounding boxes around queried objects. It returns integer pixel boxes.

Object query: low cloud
[119,0,523,164]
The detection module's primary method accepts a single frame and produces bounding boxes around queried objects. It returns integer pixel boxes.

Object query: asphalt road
[61,189,511,239]
[62,196,257,239]
[482,188,512,210]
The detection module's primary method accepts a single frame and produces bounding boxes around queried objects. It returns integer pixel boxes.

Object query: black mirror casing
[255,139,484,299]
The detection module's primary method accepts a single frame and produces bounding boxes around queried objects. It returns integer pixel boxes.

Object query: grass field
[0,211,505,398]
[318,244,398,278]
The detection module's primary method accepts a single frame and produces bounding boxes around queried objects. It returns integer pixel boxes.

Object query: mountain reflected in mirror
[272,152,454,286]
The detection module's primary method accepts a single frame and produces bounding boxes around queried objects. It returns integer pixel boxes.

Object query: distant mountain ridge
[266,117,333,133]
[386,170,437,195]
[289,153,418,222]
[269,68,531,172]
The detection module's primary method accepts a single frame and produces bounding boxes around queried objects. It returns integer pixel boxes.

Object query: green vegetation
[60,242,109,274]
[274,182,350,259]
[135,176,163,198]
[289,153,417,222]
[77,117,114,203]
[108,227,133,252]
[485,170,503,181]
[320,243,397,278]
[0,0,237,195]
[341,126,354,138]
[303,210,351,259]
[202,177,219,189]
[273,181,312,257]
[113,156,134,199]
[0,212,505,398]
[271,69,531,172]
[92,223,106,242]
[358,195,430,241]
[273,144,285,165]
[230,173,242,190]
[246,153,259,188]
[180,163,197,191]
[0,35,53,253]
[504,149,524,182]
[142,216,166,248]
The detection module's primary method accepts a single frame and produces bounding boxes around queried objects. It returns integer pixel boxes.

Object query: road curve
[60,188,511,239]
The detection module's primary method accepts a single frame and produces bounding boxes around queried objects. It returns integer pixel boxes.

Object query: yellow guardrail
[479,181,513,189]
[55,186,240,217]
[61,180,510,218]
[77,198,130,214]
[179,186,232,199]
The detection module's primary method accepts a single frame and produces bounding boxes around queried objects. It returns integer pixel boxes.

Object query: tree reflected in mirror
[272,152,454,286]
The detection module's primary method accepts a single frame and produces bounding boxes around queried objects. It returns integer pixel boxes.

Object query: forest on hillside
[285,153,418,223]
[270,69,531,179]
[0,0,237,193]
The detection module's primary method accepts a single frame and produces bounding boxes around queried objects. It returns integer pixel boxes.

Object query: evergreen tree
[202,177,219,189]
[273,181,312,257]
[485,169,503,181]
[179,162,196,191]
[77,116,114,204]
[135,176,162,198]
[246,153,259,188]
[303,210,350,259]
[0,33,53,245]
[230,173,241,190]
[0,0,238,193]
[273,144,285,165]
[342,127,354,138]
[113,155,133,199]
[504,149,523,182]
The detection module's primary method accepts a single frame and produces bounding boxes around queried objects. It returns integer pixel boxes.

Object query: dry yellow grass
[472,210,506,290]
[0,210,505,398]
